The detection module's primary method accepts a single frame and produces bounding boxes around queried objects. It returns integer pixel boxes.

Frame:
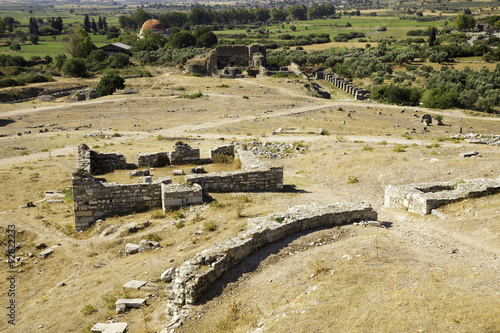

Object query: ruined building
[186,43,267,77]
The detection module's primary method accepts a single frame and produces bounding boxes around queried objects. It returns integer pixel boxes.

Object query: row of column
[316,72,370,100]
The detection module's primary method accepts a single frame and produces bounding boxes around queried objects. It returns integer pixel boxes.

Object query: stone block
[39,248,54,259]
[122,280,148,290]
[91,322,128,333]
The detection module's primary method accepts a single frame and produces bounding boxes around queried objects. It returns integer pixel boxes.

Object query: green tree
[83,14,91,32]
[289,5,307,20]
[168,31,196,48]
[3,17,14,32]
[29,35,39,44]
[109,53,131,68]
[0,19,5,34]
[455,13,475,31]
[428,27,437,47]
[62,57,87,77]
[196,31,218,48]
[96,74,125,96]
[29,17,39,35]
[9,42,20,52]
[55,54,67,69]
[270,8,288,21]
[65,27,97,58]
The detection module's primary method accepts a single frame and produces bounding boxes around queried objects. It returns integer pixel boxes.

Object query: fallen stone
[91,322,128,333]
[39,248,54,259]
[125,243,141,256]
[129,169,150,177]
[173,170,185,175]
[116,298,146,313]
[122,280,148,290]
[47,199,63,204]
[161,267,175,282]
[459,151,479,158]
[367,221,381,227]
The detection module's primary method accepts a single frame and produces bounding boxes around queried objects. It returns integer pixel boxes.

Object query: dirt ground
[0,69,499,333]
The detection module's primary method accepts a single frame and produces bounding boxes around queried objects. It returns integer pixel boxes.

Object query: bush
[96,74,125,96]
[371,85,423,106]
[109,53,130,68]
[62,58,87,77]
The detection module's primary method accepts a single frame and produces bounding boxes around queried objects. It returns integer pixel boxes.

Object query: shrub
[96,74,125,97]
[62,58,87,77]
[371,85,423,106]
[146,234,162,242]
[392,144,408,152]
[347,175,359,184]
[80,304,97,315]
[203,221,217,232]
[212,153,234,164]
[179,92,203,99]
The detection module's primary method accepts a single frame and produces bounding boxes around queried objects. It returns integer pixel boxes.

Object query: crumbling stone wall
[186,149,283,193]
[209,144,234,159]
[170,142,210,165]
[72,169,172,230]
[384,178,500,215]
[166,202,377,315]
[137,152,170,167]
[161,183,203,213]
[78,144,131,175]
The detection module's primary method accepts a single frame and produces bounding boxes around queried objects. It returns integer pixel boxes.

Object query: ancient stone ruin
[384,177,500,215]
[186,43,266,77]
[164,202,377,320]
[72,143,283,230]
[315,72,370,100]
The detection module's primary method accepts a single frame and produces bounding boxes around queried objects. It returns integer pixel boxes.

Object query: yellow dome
[141,19,166,32]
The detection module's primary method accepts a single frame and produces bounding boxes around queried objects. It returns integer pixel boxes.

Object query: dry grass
[1,68,500,333]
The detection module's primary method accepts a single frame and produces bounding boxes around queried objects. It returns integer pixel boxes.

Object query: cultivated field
[1,69,500,332]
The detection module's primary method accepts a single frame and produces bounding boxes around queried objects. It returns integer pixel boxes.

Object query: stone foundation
[137,152,170,167]
[186,149,283,193]
[78,144,130,175]
[72,170,172,231]
[161,183,203,212]
[165,202,377,316]
[384,177,500,215]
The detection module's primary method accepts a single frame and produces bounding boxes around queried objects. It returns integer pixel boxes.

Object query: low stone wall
[186,149,283,193]
[210,144,235,159]
[165,202,377,316]
[137,152,170,168]
[161,183,203,212]
[170,142,207,165]
[78,144,130,175]
[72,170,172,230]
[384,177,500,215]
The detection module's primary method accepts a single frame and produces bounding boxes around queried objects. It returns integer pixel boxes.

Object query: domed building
[139,19,170,38]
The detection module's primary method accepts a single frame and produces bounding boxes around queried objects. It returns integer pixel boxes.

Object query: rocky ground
[0,69,499,333]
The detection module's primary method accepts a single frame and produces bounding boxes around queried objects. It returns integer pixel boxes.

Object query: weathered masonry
[315,72,370,100]
[72,169,172,231]
[73,144,284,230]
[78,142,225,175]
[384,177,500,215]
[165,202,377,316]
[186,149,283,193]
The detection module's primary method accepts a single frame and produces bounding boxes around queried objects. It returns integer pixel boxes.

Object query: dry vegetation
[1,68,500,332]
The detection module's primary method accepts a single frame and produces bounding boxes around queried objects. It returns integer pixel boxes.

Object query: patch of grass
[174,221,185,229]
[379,140,388,145]
[242,96,249,99]
[347,175,359,184]
[217,84,230,88]
[452,179,466,189]
[151,210,166,219]
[63,188,73,203]
[320,129,330,135]
[212,153,235,164]
[179,92,203,99]
[174,87,185,91]
[426,143,441,148]
[171,210,185,219]
[102,294,117,311]
[353,140,364,143]
[309,259,329,275]
[146,233,162,242]
[203,220,217,232]
[157,135,163,141]
[112,132,122,137]
[392,144,408,152]
[80,304,97,316]
[271,216,284,224]
[362,145,373,151]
